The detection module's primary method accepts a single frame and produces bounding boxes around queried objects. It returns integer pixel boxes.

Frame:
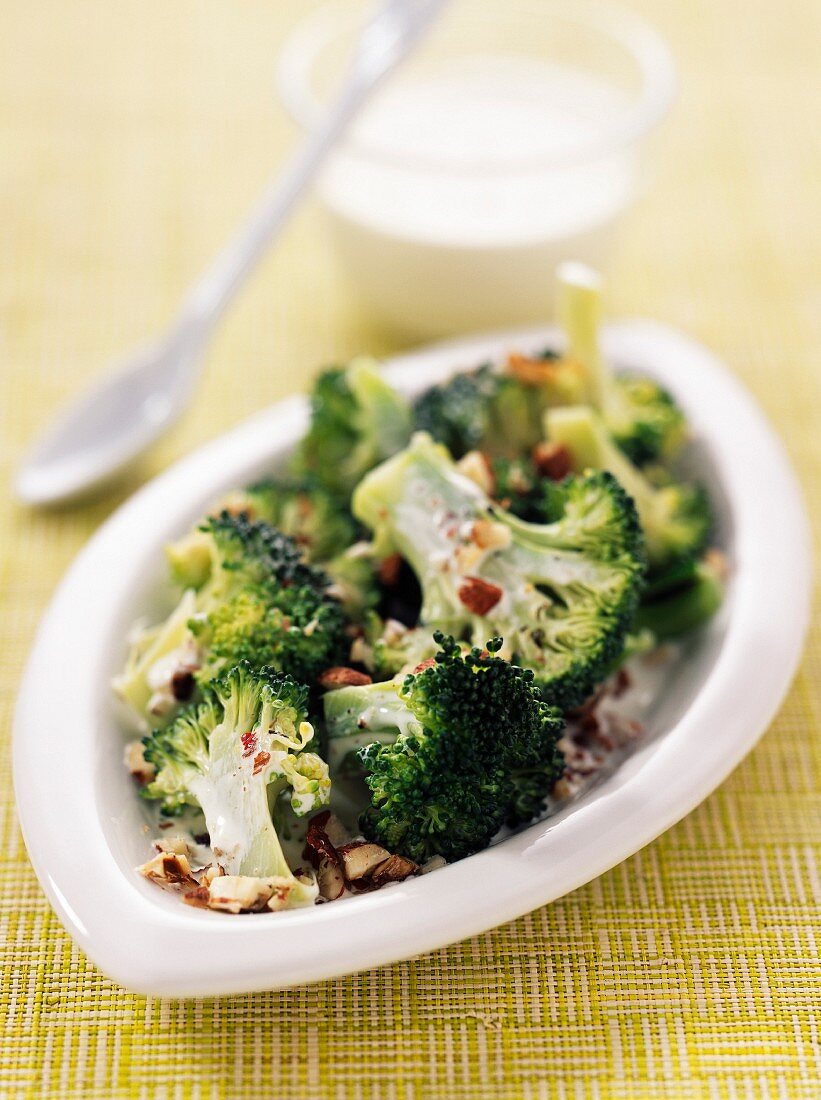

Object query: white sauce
[317,58,639,335]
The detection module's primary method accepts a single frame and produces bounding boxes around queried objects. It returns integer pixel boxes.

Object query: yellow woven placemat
[2,1,819,1096]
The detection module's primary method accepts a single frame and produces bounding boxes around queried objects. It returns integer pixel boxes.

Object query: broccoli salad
[115,265,725,915]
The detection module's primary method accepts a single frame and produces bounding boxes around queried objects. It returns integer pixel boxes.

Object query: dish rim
[13,319,811,997]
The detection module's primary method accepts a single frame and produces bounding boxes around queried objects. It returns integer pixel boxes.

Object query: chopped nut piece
[471,518,511,551]
[124,740,156,785]
[138,851,198,891]
[205,875,281,914]
[170,668,195,702]
[316,857,346,901]
[338,841,392,883]
[413,657,437,674]
[318,667,373,690]
[454,543,484,575]
[200,864,226,886]
[370,854,418,887]
[551,776,578,801]
[267,881,303,912]
[506,351,563,386]
[420,855,447,875]
[457,576,503,615]
[182,886,211,909]
[152,836,191,857]
[377,553,403,588]
[456,450,495,495]
[532,441,572,481]
[303,810,340,868]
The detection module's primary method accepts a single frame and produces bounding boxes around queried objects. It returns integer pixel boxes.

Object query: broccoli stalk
[292,358,412,497]
[557,263,686,464]
[352,432,645,709]
[323,634,565,862]
[114,589,199,724]
[143,663,327,903]
[545,405,710,572]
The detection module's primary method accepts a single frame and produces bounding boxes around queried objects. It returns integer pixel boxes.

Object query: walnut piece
[532,441,572,481]
[124,740,156,785]
[457,576,503,615]
[138,851,198,891]
[318,667,373,690]
[456,450,495,496]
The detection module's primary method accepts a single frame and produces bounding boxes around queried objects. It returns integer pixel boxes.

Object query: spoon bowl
[15,0,449,507]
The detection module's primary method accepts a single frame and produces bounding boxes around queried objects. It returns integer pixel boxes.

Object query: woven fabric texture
[1,1,819,1097]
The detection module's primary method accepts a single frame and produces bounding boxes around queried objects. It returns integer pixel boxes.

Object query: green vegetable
[321,545,381,618]
[116,512,348,728]
[635,555,724,639]
[412,364,499,458]
[323,634,565,862]
[412,365,549,460]
[557,263,686,464]
[546,405,710,572]
[352,432,645,709]
[184,512,348,686]
[142,663,326,904]
[292,358,412,497]
[226,477,359,563]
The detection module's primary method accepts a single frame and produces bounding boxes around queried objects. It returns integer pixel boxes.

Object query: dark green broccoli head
[202,510,323,594]
[352,433,646,710]
[412,366,546,460]
[292,359,411,497]
[608,375,687,466]
[191,584,347,687]
[546,405,712,573]
[169,511,349,686]
[505,757,567,827]
[238,477,359,563]
[412,365,498,458]
[341,634,564,862]
[142,697,218,816]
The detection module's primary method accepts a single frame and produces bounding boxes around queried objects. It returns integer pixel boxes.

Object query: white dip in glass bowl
[278,0,676,338]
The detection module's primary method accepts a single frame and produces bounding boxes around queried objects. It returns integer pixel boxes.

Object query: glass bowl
[278,0,676,338]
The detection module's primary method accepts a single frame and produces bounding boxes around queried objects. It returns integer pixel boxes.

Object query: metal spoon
[16,0,448,506]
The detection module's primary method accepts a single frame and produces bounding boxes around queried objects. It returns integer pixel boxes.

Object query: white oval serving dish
[13,320,811,997]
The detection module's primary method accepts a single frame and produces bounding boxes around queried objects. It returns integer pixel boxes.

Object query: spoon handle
[177,0,449,349]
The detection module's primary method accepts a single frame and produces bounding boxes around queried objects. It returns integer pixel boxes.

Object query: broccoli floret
[223,478,359,564]
[292,358,411,497]
[557,263,686,464]
[505,762,565,827]
[142,663,328,904]
[185,512,348,685]
[610,376,687,466]
[412,365,548,460]
[635,554,725,639]
[412,364,499,458]
[352,432,645,709]
[545,406,710,572]
[355,614,440,679]
[116,513,348,727]
[113,589,199,724]
[323,634,565,862]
